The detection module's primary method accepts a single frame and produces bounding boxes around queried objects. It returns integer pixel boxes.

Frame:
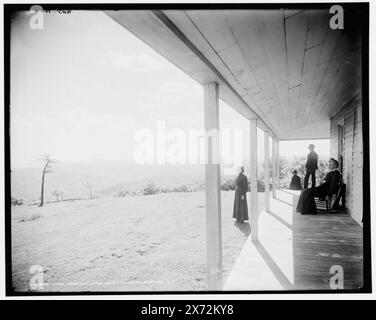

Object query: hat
[329,158,339,168]
[308,144,315,149]
[292,170,298,174]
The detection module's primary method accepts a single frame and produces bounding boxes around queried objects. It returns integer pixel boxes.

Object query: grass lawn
[11,191,265,292]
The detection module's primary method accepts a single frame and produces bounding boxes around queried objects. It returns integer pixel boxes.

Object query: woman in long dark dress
[233,167,249,223]
[296,158,341,215]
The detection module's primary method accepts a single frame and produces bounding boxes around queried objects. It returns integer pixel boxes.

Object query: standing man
[304,144,318,189]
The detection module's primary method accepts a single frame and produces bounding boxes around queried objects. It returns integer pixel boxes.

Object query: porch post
[272,138,277,198]
[249,118,258,241]
[203,82,222,290]
[276,139,280,189]
[264,131,270,212]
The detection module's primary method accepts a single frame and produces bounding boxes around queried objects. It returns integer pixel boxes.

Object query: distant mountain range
[11,160,205,203]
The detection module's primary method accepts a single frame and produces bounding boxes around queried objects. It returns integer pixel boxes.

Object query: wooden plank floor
[224,189,363,291]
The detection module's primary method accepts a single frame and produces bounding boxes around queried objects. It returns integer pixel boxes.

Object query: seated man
[290,170,302,190]
[296,158,341,215]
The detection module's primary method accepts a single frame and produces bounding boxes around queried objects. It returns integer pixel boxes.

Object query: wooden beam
[264,131,270,212]
[280,137,330,141]
[256,9,290,137]
[106,10,279,137]
[249,118,258,241]
[203,82,222,290]
[272,138,277,198]
[152,10,279,138]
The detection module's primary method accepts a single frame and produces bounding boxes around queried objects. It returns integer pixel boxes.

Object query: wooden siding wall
[330,95,363,226]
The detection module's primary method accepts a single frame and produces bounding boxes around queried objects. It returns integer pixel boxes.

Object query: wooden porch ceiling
[106,9,362,140]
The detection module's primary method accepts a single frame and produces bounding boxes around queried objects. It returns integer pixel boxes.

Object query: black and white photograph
[2,1,372,297]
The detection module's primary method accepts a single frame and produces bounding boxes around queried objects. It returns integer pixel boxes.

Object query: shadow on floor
[254,240,294,290]
[225,190,363,291]
[279,189,301,196]
[267,210,292,230]
[234,221,251,237]
[275,197,293,207]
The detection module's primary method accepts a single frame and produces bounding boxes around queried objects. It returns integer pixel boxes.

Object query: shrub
[11,197,24,206]
[278,156,329,188]
[160,187,170,193]
[221,177,264,192]
[221,178,236,191]
[172,184,191,193]
[193,181,205,192]
[245,179,265,192]
[142,182,160,195]
[115,190,131,198]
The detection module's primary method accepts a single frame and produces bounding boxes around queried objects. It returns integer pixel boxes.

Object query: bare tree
[38,155,56,207]
[52,190,60,202]
[84,183,94,200]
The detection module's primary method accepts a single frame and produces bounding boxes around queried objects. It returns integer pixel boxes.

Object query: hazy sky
[10,10,329,169]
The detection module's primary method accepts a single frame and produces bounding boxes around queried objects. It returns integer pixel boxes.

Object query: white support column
[276,139,280,189]
[203,82,222,290]
[272,138,277,198]
[249,118,258,241]
[264,131,270,212]
[292,194,299,213]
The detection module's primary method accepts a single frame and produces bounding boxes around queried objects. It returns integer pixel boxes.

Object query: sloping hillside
[11,191,263,292]
[11,161,204,202]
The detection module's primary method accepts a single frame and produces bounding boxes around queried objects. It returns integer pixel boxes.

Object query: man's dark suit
[304,150,318,188]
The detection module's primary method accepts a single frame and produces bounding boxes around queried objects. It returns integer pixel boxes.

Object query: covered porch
[106,6,364,290]
[225,189,363,290]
